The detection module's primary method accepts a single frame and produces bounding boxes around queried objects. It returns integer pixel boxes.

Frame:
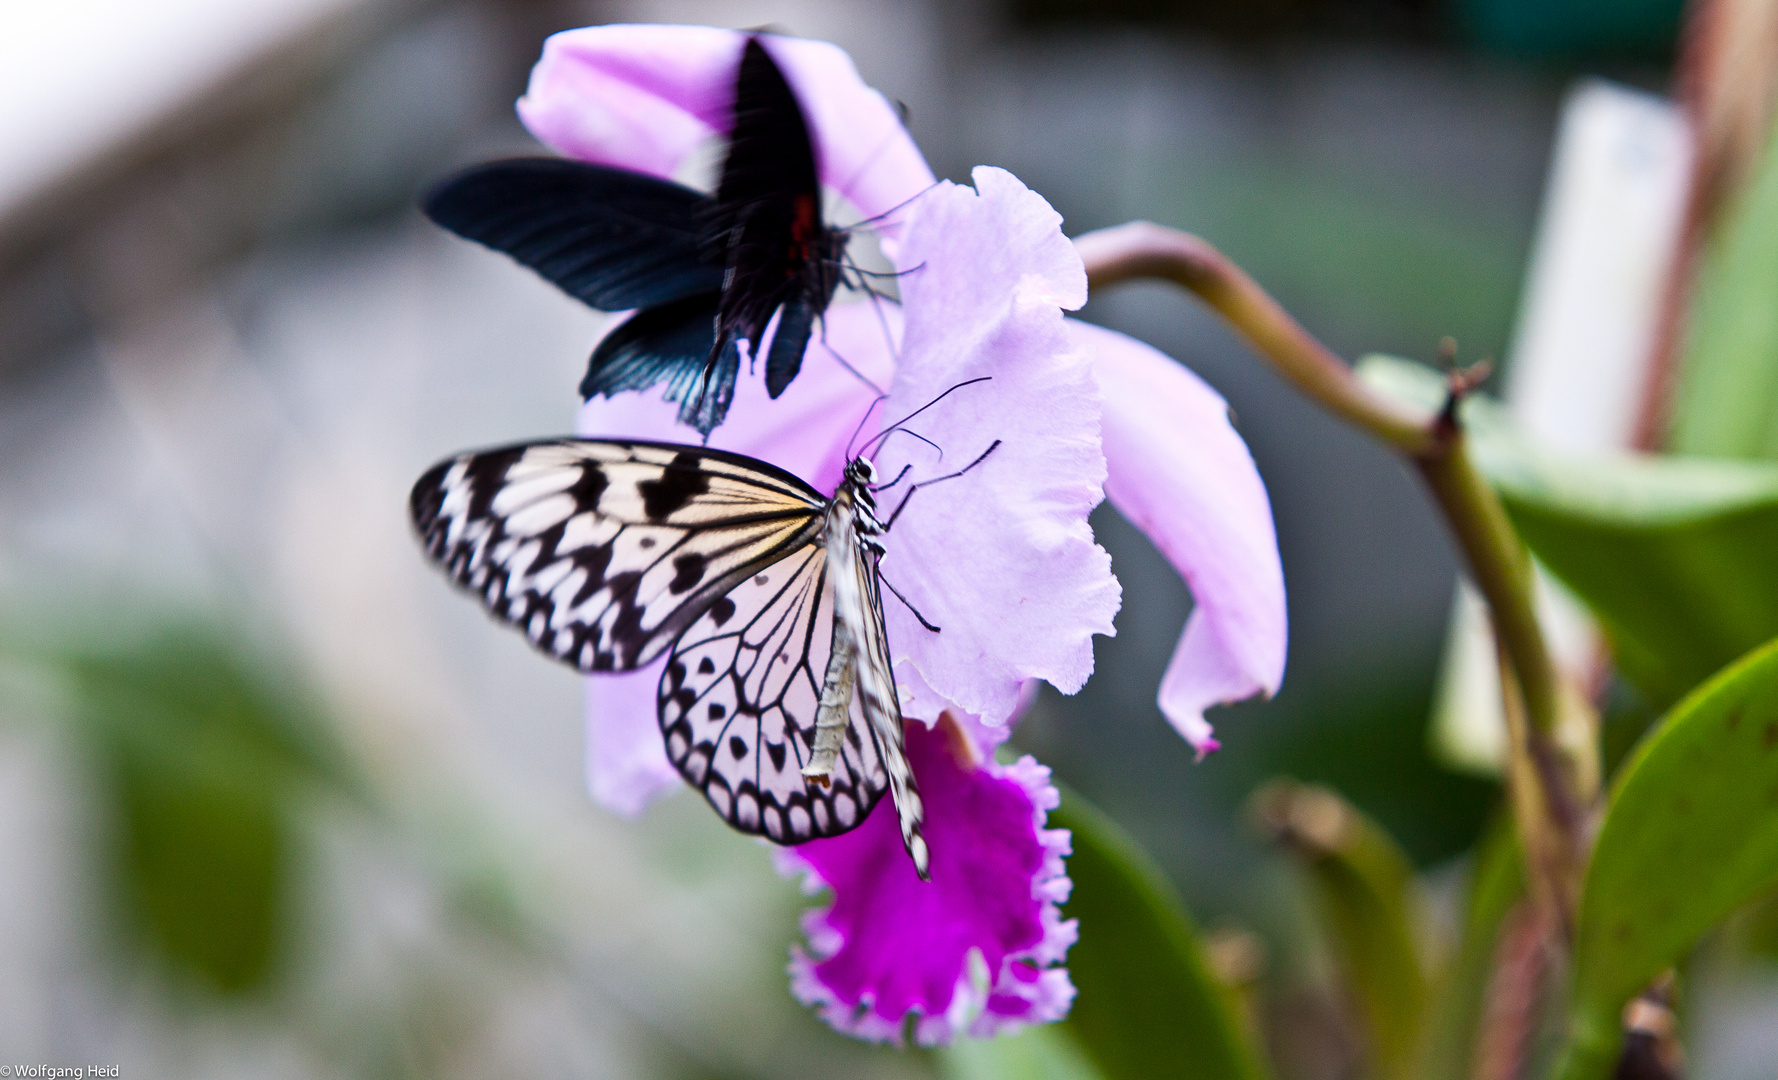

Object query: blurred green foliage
[1052,785,1273,1080]
[1419,817,1526,1080]
[1557,636,1778,1080]
[48,619,354,994]
[939,1023,1105,1080]
[1361,355,1778,708]
[1253,780,1426,1080]
[1670,113,1778,461]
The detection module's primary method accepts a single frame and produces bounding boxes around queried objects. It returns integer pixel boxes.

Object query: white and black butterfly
[409,433,995,877]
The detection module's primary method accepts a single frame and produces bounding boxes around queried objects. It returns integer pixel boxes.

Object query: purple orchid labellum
[520,23,1288,1043]
[780,715,1075,1044]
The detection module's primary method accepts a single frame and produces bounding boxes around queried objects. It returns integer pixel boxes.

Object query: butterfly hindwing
[659,543,892,844]
[410,439,825,672]
[581,294,744,436]
[423,158,723,311]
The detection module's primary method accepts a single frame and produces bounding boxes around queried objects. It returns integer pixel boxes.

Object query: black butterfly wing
[410,439,826,672]
[424,158,724,311]
[580,292,743,436]
[659,541,894,845]
[707,38,842,380]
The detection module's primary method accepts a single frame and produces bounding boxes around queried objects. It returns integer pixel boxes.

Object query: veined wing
[847,530,929,877]
[423,158,723,312]
[659,543,895,846]
[409,439,824,672]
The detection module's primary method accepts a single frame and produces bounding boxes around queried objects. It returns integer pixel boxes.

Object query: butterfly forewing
[660,544,891,844]
[410,439,824,672]
[423,159,722,311]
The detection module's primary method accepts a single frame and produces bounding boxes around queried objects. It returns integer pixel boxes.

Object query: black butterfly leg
[882,439,1002,531]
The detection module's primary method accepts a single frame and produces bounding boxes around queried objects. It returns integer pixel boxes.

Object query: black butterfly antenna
[833,179,943,238]
[857,376,992,460]
[843,393,890,460]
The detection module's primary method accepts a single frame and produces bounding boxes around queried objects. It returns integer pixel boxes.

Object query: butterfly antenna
[876,426,943,461]
[839,263,925,279]
[844,393,890,460]
[838,178,943,232]
[884,439,1001,532]
[858,376,991,458]
[879,572,940,633]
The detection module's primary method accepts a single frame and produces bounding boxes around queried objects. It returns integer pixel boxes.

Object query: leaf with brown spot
[1554,636,1778,1080]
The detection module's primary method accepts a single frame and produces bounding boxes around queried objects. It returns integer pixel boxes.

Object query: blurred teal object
[1454,0,1684,59]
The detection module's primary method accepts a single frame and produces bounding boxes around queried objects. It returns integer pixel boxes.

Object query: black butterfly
[424,37,851,437]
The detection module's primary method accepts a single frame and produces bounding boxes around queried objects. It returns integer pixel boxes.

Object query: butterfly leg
[883,439,1003,531]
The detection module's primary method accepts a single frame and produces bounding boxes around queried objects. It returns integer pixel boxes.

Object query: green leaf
[1668,111,1778,460]
[1358,354,1778,705]
[1052,786,1272,1080]
[1419,815,1526,1080]
[54,621,351,994]
[1554,635,1778,1080]
[938,1023,1106,1080]
[1252,780,1427,1080]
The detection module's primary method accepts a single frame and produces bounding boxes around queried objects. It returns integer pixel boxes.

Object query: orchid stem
[1075,223,1437,455]
[1076,221,1589,920]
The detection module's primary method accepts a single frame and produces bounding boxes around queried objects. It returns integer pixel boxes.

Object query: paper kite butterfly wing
[408,439,827,673]
[423,158,723,311]
[708,36,846,402]
[847,532,929,875]
[659,544,894,845]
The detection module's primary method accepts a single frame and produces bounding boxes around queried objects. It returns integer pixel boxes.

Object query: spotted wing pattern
[409,439,824,673]
[659,543,894,845]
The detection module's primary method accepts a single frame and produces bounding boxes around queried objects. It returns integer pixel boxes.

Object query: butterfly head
[844,456,879,489]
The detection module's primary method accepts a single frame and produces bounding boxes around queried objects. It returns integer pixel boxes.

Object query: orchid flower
[514,25,1288,1044]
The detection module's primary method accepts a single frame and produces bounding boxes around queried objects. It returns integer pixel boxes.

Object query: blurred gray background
[0,0,1707,1077]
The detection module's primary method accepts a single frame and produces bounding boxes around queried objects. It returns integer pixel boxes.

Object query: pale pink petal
[584,661,680,816]
[576,302,897,805]
[516,25,934,229]
[1075,319,1287,752]
[778,718,1075,1045]
[874,167,1119,727]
